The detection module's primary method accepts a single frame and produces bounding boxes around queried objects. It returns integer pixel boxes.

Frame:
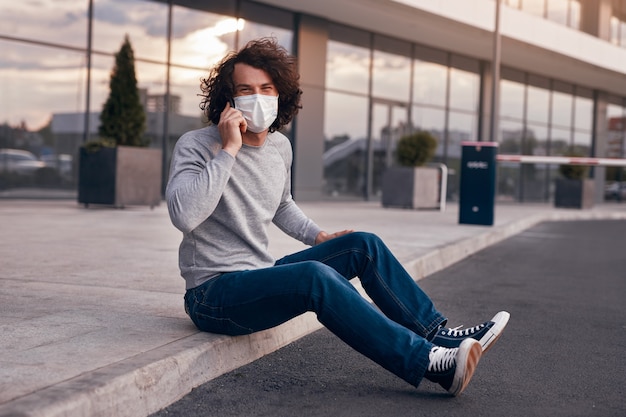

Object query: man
[166,38,509,396]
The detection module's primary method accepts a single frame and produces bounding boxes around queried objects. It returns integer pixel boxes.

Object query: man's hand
[218,101,247,157]
[315,229,354,245]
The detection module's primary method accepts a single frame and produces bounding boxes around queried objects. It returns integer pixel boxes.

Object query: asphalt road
[151,220,626,417]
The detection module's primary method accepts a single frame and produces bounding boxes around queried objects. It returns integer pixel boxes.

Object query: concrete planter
[381,166,439,209]
[554,178,594,209]
[78,145,162,208]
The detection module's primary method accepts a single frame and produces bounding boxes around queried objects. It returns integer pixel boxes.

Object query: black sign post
[459,141,498,226]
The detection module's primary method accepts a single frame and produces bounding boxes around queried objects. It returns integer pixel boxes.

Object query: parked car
[0,148,46,176]
[604,182,626,201]
[41,153,73,180]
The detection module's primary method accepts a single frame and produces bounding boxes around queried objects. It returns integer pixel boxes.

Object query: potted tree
[381,131,439,209]
[554,153,594,209]
[78,35,162,208]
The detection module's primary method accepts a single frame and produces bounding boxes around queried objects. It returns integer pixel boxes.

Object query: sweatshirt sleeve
[273,197,322,246]
[166,132,235,233]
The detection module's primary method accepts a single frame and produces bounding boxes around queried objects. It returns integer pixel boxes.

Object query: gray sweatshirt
[166,125,322,289]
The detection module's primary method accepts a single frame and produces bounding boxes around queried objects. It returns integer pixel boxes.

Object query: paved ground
[1,199,625,417]
[151,220,626,417]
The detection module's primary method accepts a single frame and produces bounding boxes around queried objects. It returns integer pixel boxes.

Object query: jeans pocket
[193,311,254,336]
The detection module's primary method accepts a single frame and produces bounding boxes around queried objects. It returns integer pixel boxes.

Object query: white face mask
[233,94,279,133]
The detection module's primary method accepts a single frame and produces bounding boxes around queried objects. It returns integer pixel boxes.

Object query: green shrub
[82,138,117,153]
[558,151,588,180]
[396,131,437,167]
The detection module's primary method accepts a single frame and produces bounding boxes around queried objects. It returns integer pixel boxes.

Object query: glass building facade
[1,0,625,203]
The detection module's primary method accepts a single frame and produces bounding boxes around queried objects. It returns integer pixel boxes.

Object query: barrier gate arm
[497,155,626,167]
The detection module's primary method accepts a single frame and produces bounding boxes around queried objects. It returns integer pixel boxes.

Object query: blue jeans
[184,232,446,386]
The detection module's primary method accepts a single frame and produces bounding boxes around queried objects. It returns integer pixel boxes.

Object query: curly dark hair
[199,37,302,133]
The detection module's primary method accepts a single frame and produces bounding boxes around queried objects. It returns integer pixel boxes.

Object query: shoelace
[443,322,487,337]
[427,346,456,373]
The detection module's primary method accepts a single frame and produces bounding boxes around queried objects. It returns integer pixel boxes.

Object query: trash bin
[459,141,498,226]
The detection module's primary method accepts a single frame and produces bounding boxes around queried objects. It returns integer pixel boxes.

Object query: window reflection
[326,41,370,94]
[412,60,447,107]
[527,86,550,124]
[550,126,571,155]
[237,1,292,50]
[0,0,87,47]
[552,90,573,128]
[449,68,479,112]
[500,80,525,121]
[372,50,411,102]
[0,42,85,191]
[0,42,86,130]
[93,0,168,62]
[171,7,237,68]
[323,91,368,198]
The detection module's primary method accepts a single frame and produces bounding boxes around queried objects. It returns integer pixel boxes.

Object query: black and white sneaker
[431,311,510,353]
[424,338,482,396]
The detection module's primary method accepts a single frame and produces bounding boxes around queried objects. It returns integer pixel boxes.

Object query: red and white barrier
[497,154,626,167]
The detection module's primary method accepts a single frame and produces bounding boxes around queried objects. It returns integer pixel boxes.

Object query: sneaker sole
[449,338,482,396]
[479,311,510,354]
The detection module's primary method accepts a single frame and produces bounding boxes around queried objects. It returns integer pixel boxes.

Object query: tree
[99,35,146,147]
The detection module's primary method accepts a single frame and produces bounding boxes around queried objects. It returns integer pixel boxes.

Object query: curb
[2,210,625,417]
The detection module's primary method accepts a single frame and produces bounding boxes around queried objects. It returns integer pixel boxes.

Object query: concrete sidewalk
[1,199,625,417]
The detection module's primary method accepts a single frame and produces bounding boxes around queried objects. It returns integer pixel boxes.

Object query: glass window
[500,79,525,121]
[550,126,571,155]
[574,95,593,132]
[169,67,209,118]
[521,123,548,155]
[0,41,85,131]
[551,90,573,128]
[527,85,550,124]
[412,60,447,108]
[0,0,87,48]
[500,119,525,153]
[372,50,411,102]
[0,41,86,190]
[412,105,447,165]
[526,123,548,155]
[324,92,369,142]
[449,68,479,112]
[498,120,524,199]
[171,6,237,68]
[323,91,369,197]
[448,111,477,145]
[93,0,168,62]
[326,40,370,95]
[572,130,591,153]
[237,1,293,50]
[412,106,446,139]
[621,21,626,47]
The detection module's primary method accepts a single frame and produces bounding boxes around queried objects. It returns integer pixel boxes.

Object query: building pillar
[292,15,328,201]
[480,61,496,142]
[580,0,613,40]
[592,91,609,202]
